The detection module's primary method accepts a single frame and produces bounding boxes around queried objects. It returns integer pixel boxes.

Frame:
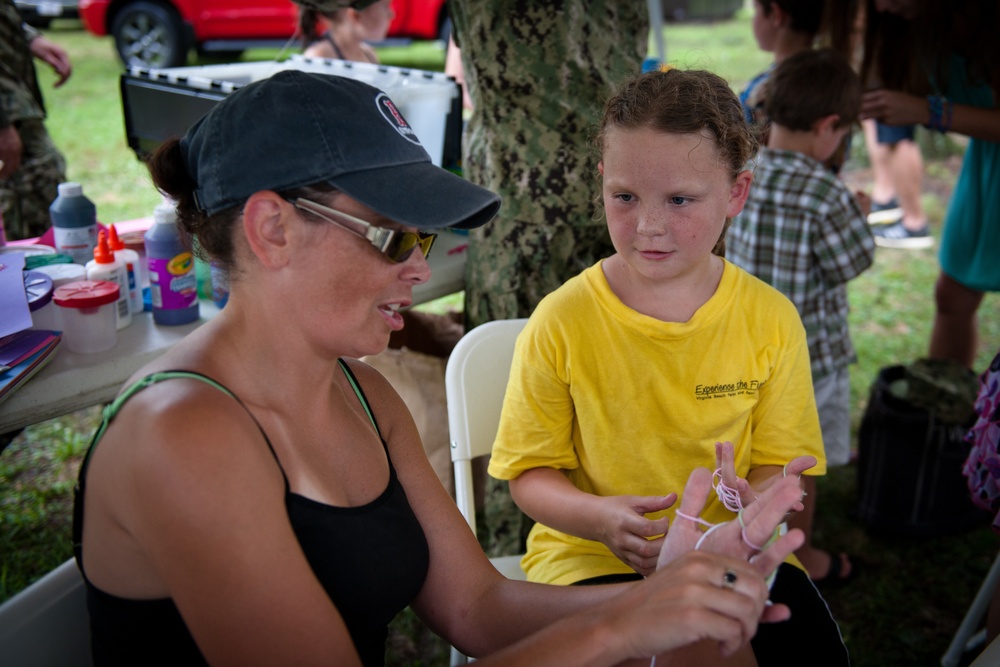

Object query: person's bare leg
[863,119,896,205]
[788,476,850,580]
[930,272,985,369]
[887,138,927,232]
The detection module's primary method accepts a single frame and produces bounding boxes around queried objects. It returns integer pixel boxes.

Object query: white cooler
[121,55,462,167]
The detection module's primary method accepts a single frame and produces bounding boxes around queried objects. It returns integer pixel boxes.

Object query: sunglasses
[290,197,436,263]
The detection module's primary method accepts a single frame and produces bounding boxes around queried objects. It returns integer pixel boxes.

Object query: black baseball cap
[180,70,500,230]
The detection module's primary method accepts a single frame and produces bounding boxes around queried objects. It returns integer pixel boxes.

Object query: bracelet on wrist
[925,95,953,133]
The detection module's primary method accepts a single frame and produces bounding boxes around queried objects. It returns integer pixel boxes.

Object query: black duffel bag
[856,362,986,537]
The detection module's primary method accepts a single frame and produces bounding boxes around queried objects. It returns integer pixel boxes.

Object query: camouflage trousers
[464,219,614,557]
[0,119,66,241]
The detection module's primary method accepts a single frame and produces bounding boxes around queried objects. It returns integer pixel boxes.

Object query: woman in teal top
[860,0,1000,369]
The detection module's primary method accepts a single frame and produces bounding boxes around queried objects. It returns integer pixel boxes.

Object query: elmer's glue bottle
[107,224,142,315]
[144,199,199,325]
[85,229,132,329]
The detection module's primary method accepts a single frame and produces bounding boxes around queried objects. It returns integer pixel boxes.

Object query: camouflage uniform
[450,0,648,557]
[0,0,67,241]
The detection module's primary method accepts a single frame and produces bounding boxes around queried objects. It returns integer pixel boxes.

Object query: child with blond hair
[490,68,849,665]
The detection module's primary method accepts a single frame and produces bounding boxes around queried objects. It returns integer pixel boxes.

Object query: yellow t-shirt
[489,260,826,585]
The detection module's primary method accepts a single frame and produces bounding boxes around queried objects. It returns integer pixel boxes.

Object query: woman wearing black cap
[73,71,805,667]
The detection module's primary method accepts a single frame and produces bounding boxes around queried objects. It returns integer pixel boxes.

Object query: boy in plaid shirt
[729,48,875,586]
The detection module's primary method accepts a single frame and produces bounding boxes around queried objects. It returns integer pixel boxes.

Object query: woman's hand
[860,89,929,126]
[593,493,676,577]
[613,550,773,659]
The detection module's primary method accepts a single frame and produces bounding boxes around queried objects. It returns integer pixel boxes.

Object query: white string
[694,521,727,551]
[712,467,744,512]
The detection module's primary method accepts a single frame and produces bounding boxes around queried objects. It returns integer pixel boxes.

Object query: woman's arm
[354,362,803,664]
[432,465,806,665]
[860,89,1000,143]
[472,551,772,666]
[509,467,675,576]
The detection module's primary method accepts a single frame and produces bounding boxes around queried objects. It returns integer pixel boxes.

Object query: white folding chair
[0,558,93,666]
[942,548,1000,667]
[445,318,529,665]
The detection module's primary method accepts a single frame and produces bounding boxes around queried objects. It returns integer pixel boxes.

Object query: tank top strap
[73,370,286,573]
[336,358,382,439]
[74,363,382,573]
[322,30,346,60]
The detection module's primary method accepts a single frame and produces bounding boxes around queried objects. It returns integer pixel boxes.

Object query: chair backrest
[445,318,528,536]
[0,558,93,666]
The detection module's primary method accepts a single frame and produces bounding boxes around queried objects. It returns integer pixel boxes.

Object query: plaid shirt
[729,148,875,379]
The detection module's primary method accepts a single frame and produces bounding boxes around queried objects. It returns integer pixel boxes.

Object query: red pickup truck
[79,0,450,69]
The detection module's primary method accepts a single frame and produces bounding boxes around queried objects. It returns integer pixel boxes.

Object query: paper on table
[0,251,32,337]
[0,335,61,405]
[0,329,58,368]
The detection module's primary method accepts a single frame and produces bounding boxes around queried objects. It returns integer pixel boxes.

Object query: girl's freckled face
[600,127,748,285]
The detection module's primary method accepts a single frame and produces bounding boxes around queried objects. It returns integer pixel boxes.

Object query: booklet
[0,331,62,406]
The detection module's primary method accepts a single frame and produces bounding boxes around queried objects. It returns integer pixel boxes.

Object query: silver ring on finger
[722,568,738,590]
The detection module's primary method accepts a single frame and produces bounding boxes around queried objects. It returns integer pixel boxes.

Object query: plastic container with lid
[85,230,132,330]
[0,244,57,263]
[23,270,60,331]
[23,252,72,271]
[49,182,98,265]
[31,262,86,288]
[53,280,120,353]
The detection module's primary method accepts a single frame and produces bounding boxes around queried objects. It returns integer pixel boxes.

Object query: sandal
[811,552,857,588]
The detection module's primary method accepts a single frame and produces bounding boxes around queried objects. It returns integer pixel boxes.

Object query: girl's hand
[860,89,929,126]
[716,441,814,513]
[654,466,806,637]
[715,441,755,508]
[594,493,676,577]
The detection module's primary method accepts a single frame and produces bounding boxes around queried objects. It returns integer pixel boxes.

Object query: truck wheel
[111,1,188,69]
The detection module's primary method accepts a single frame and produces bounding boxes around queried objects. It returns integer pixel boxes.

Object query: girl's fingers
[784,455,817,477]
[677,467,714,515]
[716,441,740,488]
[748,529,804,576]
[739,476,803,545]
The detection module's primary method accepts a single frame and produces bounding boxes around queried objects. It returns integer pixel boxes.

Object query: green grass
[0,407,97,601]
[662,14,772,90]
[4,13,1000,667]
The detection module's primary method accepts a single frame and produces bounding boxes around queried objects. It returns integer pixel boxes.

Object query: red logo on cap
[376,93,420,145]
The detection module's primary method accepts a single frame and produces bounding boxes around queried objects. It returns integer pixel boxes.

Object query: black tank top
[72,362,430,666]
